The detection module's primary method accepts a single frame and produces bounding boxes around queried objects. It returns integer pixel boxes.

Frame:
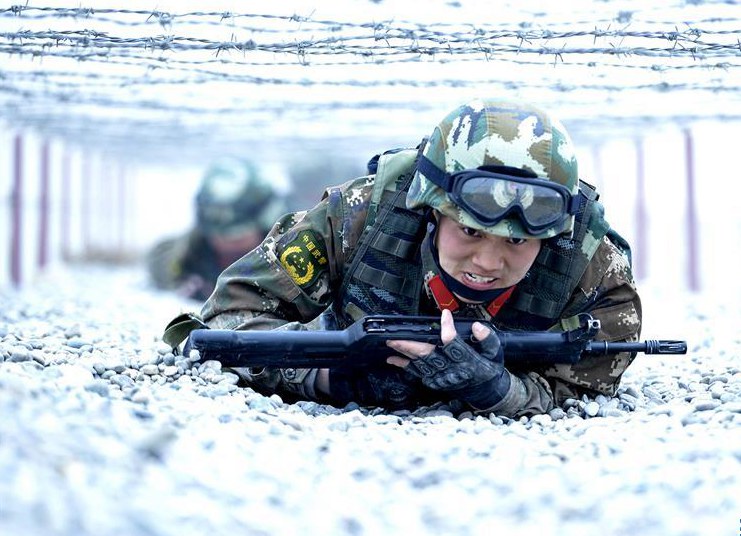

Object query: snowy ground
[0,264,739,536]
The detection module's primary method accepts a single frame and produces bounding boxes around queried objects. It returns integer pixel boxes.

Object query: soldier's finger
[386,339,435,358]
[386,355,410,368]
[471,322,491,342]
[440,308,457,345]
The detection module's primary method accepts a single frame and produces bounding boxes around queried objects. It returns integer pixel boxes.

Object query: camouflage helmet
[407,98,579,239]
[195,157,287,238]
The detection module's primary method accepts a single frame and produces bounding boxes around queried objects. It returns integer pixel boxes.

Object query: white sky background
[0,0,739,302]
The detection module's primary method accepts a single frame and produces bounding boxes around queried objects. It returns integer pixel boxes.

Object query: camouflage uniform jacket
[201,170,642,418]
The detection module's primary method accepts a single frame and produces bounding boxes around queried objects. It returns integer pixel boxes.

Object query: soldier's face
[435,214,541,299]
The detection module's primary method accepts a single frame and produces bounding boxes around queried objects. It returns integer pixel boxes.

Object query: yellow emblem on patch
[280,245,315,286]
[278,230,327,288]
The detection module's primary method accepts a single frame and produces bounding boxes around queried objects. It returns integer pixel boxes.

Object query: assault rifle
[183,314,686,368]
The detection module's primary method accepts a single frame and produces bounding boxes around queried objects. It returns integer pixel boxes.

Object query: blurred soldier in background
[168,98,642,418]
[147,158,287,301]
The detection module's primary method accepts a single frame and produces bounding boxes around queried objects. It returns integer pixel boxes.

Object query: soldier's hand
[327,365,422,410]
[386,309,511,410]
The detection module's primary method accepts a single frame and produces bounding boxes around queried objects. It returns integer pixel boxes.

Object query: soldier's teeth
[466,272,495,283]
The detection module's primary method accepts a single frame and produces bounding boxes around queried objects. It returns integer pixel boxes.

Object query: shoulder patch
[278,230,328,288]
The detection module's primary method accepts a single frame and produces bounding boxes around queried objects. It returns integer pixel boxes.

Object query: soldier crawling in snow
[175,98,641,418]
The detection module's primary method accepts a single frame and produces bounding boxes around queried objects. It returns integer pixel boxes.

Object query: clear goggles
[418,155,579,234]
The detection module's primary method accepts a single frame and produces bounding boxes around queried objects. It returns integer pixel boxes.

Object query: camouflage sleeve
[470,371,555,418]
[199,175,375,402]
[540,235,642,405]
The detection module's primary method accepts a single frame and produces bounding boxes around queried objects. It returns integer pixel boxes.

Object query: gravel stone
[584,401,600,417]
[693,400,720,411]
[110,373,135,389]
[140,364,159,375]
[0,265,737,536]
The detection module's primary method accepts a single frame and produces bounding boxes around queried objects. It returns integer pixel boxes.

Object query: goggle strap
[417,155,453,191]
[567,193,582,216]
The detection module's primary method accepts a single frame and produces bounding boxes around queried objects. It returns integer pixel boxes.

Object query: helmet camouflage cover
[407,98,579,239]
[196,157,287,238]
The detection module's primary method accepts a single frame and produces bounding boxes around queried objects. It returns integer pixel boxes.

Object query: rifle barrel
[586,340,687,355]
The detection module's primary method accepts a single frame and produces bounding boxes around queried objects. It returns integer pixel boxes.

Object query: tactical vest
[333,147,619,330]
[333,146,429,326]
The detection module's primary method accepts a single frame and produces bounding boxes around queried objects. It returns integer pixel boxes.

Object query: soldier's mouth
[463,272,498,287]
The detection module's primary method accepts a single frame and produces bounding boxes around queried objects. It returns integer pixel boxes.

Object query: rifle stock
[185,314,687,369]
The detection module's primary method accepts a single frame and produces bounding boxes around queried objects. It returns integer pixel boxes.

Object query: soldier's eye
[507,237,527,245]
[461,226,481,237]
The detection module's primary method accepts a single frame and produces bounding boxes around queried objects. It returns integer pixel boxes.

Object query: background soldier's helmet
[195,158,287,238]
[406,97,579,239]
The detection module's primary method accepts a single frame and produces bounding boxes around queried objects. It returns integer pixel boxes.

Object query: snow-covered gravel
[1,264,739,536]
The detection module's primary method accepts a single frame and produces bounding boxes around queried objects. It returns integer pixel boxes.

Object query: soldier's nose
[472,243,505,272]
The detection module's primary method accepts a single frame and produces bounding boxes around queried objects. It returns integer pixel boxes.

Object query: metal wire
[0,2,739,163]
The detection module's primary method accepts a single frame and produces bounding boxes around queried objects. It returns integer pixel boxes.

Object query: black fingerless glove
[404,330,511,410]
[328,366,423,410]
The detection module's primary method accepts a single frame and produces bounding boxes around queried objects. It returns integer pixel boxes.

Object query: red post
[684,129,700,291]
[634,138,648,280]
[11,135,23,286]
[38,141,50,269]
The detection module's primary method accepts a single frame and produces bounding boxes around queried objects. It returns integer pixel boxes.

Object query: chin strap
[428,275,515,317]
